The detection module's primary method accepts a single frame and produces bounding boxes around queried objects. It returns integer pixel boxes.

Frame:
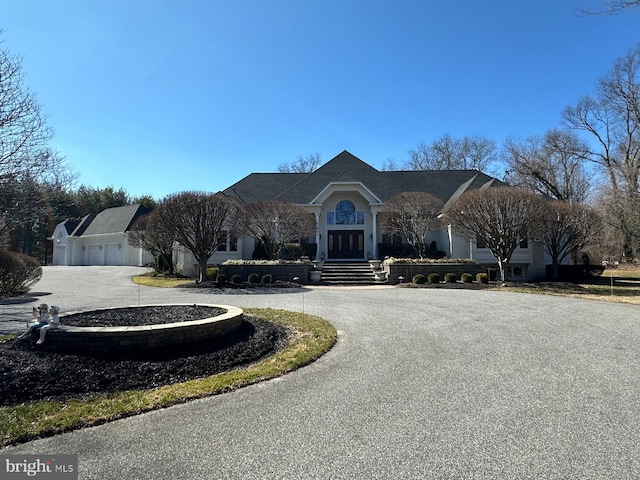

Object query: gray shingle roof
[222,150,505,205]
[76,204,149,236]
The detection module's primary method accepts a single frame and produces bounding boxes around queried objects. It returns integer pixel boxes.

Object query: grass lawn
[0,308,337,447]
[503,267,640,305]
[132,273,195,288]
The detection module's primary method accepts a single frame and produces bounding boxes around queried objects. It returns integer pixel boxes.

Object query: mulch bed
[0,306,291,407]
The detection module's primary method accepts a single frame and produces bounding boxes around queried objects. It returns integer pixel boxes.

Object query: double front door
[327,230,364,259]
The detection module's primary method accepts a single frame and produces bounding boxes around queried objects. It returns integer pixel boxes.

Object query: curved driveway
[3,267,640,479]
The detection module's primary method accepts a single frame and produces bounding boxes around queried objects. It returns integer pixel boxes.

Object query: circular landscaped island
[43,304,244,356]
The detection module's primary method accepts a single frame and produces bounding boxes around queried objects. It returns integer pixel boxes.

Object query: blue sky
[2,0,639,199]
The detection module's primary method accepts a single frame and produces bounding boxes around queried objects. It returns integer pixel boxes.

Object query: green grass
[0,308,337,447]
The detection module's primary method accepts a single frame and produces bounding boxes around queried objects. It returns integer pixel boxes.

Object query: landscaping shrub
[0,250,42,296]
[248,273,260,284]
[206,267,219,281]
[444,273,457,283]
[216,273,226,287]
[412,273,427,284]
[476,272,489,284]
[278,243,305,260]
[461,273,473,283]
[427,273,440,284]
[261,274,272,284]
[231,274,242,284]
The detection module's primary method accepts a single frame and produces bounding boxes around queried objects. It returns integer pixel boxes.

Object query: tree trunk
[197,259,207,284]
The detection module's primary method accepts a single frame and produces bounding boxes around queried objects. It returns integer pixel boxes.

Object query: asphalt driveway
[2,266,640,479]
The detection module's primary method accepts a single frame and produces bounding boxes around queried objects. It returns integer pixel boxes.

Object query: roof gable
[222,150,506,205]
[80,204,149,236]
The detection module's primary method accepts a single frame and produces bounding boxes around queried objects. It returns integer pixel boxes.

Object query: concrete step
[319,262,383,285]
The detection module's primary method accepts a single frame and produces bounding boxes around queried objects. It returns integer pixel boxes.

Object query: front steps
[319,262,382,285]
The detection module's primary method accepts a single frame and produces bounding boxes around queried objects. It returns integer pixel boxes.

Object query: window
[476,237,487,249]
[331,200,365,225]
[217,231,238,252]
[327,211,335,225]
[336,200,356,224]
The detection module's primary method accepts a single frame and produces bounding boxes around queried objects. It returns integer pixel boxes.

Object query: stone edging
[44,304,244,355]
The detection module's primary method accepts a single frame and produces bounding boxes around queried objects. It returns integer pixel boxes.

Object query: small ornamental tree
[128,206,177,275]
[533,200,601,279]
[157,192,238,283]
[238,201,316,260]
[443,187,543,282]
[379,192,443,259]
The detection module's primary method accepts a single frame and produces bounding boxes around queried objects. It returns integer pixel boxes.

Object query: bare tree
[0,34,72,245]
[278,153,322,173]
[157,192,238,283]
[533,201,601,279]
[502,129,592,202]
[0,36,62,181]
[443,187,543,282]
[128,208,177,275]
[406,134,497,172]
[580,1,640,14]
[379,192,444,259]
[563,44,640,258]
[238,201,316,260]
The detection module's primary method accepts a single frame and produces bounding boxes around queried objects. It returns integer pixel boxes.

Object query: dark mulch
[0,307,291,407]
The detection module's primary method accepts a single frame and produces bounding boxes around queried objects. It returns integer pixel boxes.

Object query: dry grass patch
[503,268,640,305]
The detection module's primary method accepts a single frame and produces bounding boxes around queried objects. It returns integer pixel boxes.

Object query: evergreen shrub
[427,273,440,284]
[412,273,426,284]
[476,272,489,284]
[248,273,260,284]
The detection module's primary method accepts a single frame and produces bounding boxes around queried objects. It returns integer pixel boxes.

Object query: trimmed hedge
[427,273,440,284]
[444,273,457,283]
[412,274,427,284]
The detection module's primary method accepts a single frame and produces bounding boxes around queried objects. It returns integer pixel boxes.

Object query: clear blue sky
[2,0,639,199]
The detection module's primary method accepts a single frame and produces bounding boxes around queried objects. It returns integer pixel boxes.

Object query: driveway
[3,266,640,479]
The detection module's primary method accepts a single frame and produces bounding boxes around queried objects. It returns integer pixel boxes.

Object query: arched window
[336,200,356,225]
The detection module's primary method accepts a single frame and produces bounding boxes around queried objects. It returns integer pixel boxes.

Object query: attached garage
[50,204,153,267]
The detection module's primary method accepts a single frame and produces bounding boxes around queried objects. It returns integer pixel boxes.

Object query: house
[50,204,153,266]
[176,150,552,280]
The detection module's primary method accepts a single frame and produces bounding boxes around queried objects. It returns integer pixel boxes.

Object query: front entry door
[327,230,364,259]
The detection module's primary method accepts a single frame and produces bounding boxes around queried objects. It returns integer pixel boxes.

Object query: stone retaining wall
[44,304,243,355]
[219,264,312,284]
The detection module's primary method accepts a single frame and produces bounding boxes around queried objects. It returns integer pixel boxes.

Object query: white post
[372,211,378,260]
[315,212,321,260]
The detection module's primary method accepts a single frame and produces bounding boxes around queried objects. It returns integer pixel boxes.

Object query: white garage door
[88,245,100,265]
[54,246,66,265]
[105,244,119,265]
